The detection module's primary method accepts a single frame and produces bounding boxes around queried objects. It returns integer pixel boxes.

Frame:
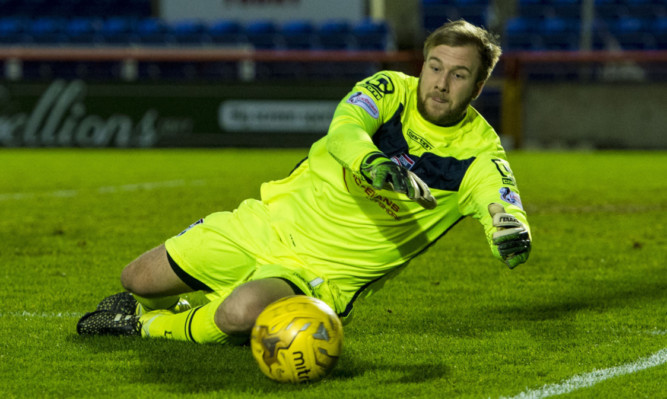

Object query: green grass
[1,149,665,398]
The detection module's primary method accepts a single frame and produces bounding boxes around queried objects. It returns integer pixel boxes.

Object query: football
[250,295,343,383]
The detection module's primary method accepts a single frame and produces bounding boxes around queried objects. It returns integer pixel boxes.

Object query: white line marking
[0,311,83,318]
[0,179,207,202]
[500,348,667,399]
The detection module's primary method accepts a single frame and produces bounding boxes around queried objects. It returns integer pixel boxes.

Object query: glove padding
[488,203,531,268]
[361,152,437,210]
[405,170,437,209]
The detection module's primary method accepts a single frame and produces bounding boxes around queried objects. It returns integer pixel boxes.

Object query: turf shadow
[332,358,451,384]
[490,280,667,322]
[70,334,450,392]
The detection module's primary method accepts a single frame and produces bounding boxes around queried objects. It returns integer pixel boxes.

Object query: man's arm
[488,202,531,268]
[325,92,384,172]
[360,151,437,209]
[458,154,532,268]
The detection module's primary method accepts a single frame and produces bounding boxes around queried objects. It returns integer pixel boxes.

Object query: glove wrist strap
[361,151,388,169]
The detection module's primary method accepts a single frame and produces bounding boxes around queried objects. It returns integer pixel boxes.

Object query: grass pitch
[0,149,665,398]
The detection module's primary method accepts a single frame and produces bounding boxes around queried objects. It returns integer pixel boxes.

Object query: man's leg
[121,244,193,312]
[80,241,297,343]
[77,244,195,336]
[140,278,296,344]
[215,278,296,336]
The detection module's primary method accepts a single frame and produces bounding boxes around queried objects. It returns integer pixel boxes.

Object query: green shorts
[164,199,346,318]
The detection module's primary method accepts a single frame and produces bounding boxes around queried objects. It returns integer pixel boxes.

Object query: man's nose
[435,75,449,92]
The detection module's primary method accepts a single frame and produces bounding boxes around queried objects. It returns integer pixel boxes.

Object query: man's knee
[120,263,143,294]
[215,278,296,335]
[119,244,191,297]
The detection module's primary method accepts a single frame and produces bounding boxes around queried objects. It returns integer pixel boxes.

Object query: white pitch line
[0,179,206,202]
[500,348,667,399]
[0,311,83,318]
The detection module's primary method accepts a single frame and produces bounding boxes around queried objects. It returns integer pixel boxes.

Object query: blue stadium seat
[352,19,390,50]
[625,0,666,19]
[64,17,101,45]
[134,18,170,45]
[453,0,489,27]
[208,20,244,46]
[504,17,543,50]
[423,0,489,30]
[170,19,208,46]
[99,17,136,45]
[27,17,67,44]
[244,20,279,49]
[550,0,582,19]
[610,17,655,49]
[594,0,628,20]
[517,0,581,19]
[654,17,667,50]
[518,0,553,19]
[540,17,580,50]
[317,20,352,50]
[0,17,28,44]
[591,18,610,50]
[281,20,316,49]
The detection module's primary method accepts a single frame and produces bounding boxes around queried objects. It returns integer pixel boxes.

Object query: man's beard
[416,79,474,126]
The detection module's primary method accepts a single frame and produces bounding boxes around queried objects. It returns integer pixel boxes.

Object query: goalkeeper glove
[488,203,531,269]
[360,152,437,209]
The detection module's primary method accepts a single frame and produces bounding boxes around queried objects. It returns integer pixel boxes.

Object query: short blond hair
[423,20,502,82]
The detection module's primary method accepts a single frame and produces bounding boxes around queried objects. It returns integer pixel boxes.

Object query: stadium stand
[505,0,667,51]
[423,0,490,32]
[0,0,665,81]
[170,19,209,46]
[134,18,171,46]
[352,19,392,50]
[317,20,353,50]
[244,20,280,49]
[280,20,317,50]
[208,20,244,47]
[0,16,26,44]
[63,17,101,45]
[98,17,136,46]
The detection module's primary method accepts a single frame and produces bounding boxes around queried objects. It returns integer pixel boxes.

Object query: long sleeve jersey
[260,70,530,312]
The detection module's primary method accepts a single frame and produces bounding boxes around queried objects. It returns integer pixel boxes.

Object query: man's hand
[361,152,437,209]
[406,170,437,209]
[488,203,531,268]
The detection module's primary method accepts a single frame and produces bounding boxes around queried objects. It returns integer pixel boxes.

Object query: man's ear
[472,80,485,100]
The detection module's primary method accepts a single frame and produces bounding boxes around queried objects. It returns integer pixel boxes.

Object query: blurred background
[0,0,665,149]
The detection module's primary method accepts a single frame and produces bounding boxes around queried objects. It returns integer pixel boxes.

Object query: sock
[132,294,181,314]
[138,296,247,345]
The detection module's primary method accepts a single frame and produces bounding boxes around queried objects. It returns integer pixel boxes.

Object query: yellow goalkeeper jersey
[260,70,529,314]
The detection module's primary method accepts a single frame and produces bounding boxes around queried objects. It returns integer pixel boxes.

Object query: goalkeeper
[77,19,532,343]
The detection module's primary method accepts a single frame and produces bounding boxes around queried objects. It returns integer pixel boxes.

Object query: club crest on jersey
[492,159,517,186]
[360,73,395,100]
[391,153,415,170]
[499,187,523,209]
[347,92,379,119]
